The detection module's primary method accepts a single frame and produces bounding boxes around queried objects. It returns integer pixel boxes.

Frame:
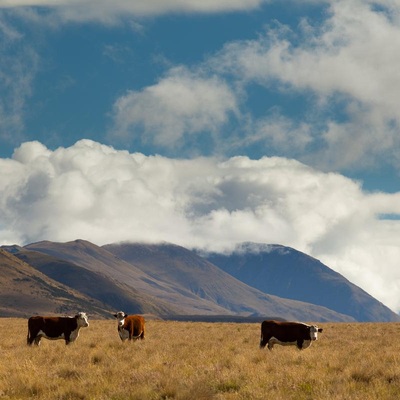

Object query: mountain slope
[8,246,175,316]
[0,248,109,318]
[24,240,232,315]
[103,241,354,322]
[203,243,400,322]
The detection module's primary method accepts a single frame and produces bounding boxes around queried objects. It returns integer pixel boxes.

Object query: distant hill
[0,248,109,318]
[203,243,400,322]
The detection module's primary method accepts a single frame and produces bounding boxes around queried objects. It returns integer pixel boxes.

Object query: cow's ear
[318,328,323,333]
[124,314,128,318]
[113,314,118,318]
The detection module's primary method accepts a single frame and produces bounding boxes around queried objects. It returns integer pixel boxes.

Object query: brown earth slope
[0,249,109,318]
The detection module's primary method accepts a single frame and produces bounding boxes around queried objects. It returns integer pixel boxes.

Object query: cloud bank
[1,140,400,311]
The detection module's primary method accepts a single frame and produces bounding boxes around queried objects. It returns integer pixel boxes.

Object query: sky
[1,0,400,312]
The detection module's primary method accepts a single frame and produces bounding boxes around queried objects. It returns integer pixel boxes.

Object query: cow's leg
[139,330,145,340]
[27,329,39,345]
[296,339,304,349]
[260,334,268,349]
[34,336,41,346]
[65,331,72,345]
[267,340,274,351]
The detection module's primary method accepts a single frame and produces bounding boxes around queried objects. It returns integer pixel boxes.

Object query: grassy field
[1,319,400,399]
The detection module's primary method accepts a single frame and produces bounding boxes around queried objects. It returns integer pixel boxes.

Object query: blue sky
[1,0,400,312]
[1,0,399,190]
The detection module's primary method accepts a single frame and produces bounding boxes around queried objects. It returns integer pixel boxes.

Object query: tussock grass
[1,319,400,399]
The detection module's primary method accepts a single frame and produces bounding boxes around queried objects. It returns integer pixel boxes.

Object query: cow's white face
[76,312,89,328]
[309,325,322,341]
[114,311,127,327]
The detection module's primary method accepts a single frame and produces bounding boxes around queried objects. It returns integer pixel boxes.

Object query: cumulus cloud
[111,67,238,151]
[1,140,400,311]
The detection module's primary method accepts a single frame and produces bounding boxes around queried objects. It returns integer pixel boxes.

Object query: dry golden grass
[1,319,400,399]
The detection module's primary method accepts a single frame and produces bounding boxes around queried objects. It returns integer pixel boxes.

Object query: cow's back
[262,320,306,339]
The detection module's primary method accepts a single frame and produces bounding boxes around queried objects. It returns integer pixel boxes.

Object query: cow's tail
[131,331,145,340]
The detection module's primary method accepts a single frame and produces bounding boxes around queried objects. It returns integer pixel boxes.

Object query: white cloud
[1,140,400,312]
[0,15,39,148]
[249,114,313,156]
[111,67,238,150]
[211,0,400,171]
[0,0,267,22]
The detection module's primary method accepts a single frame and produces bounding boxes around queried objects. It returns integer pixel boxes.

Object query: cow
[27,312,89,346]
[113,311,145,342]
[260,320,323,351]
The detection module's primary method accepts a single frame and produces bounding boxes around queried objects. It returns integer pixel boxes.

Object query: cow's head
[309,325,323,341]
[114,311,128,327]
[75,312,89,328]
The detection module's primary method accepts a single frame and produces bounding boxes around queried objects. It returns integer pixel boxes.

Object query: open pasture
[1,319,400,399]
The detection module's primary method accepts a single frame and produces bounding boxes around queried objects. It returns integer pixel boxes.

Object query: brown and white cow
[113,311,145,342]
[27,312,89,346]
[260,320,323,351]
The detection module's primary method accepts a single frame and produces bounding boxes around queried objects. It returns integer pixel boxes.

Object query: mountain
[23,240,231,316]
[0,248,109,318]
[102,241,354,322]
[7,245,175,316]
[3,239,393,322]
[203,243,400,322]
[23,240,353,322]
